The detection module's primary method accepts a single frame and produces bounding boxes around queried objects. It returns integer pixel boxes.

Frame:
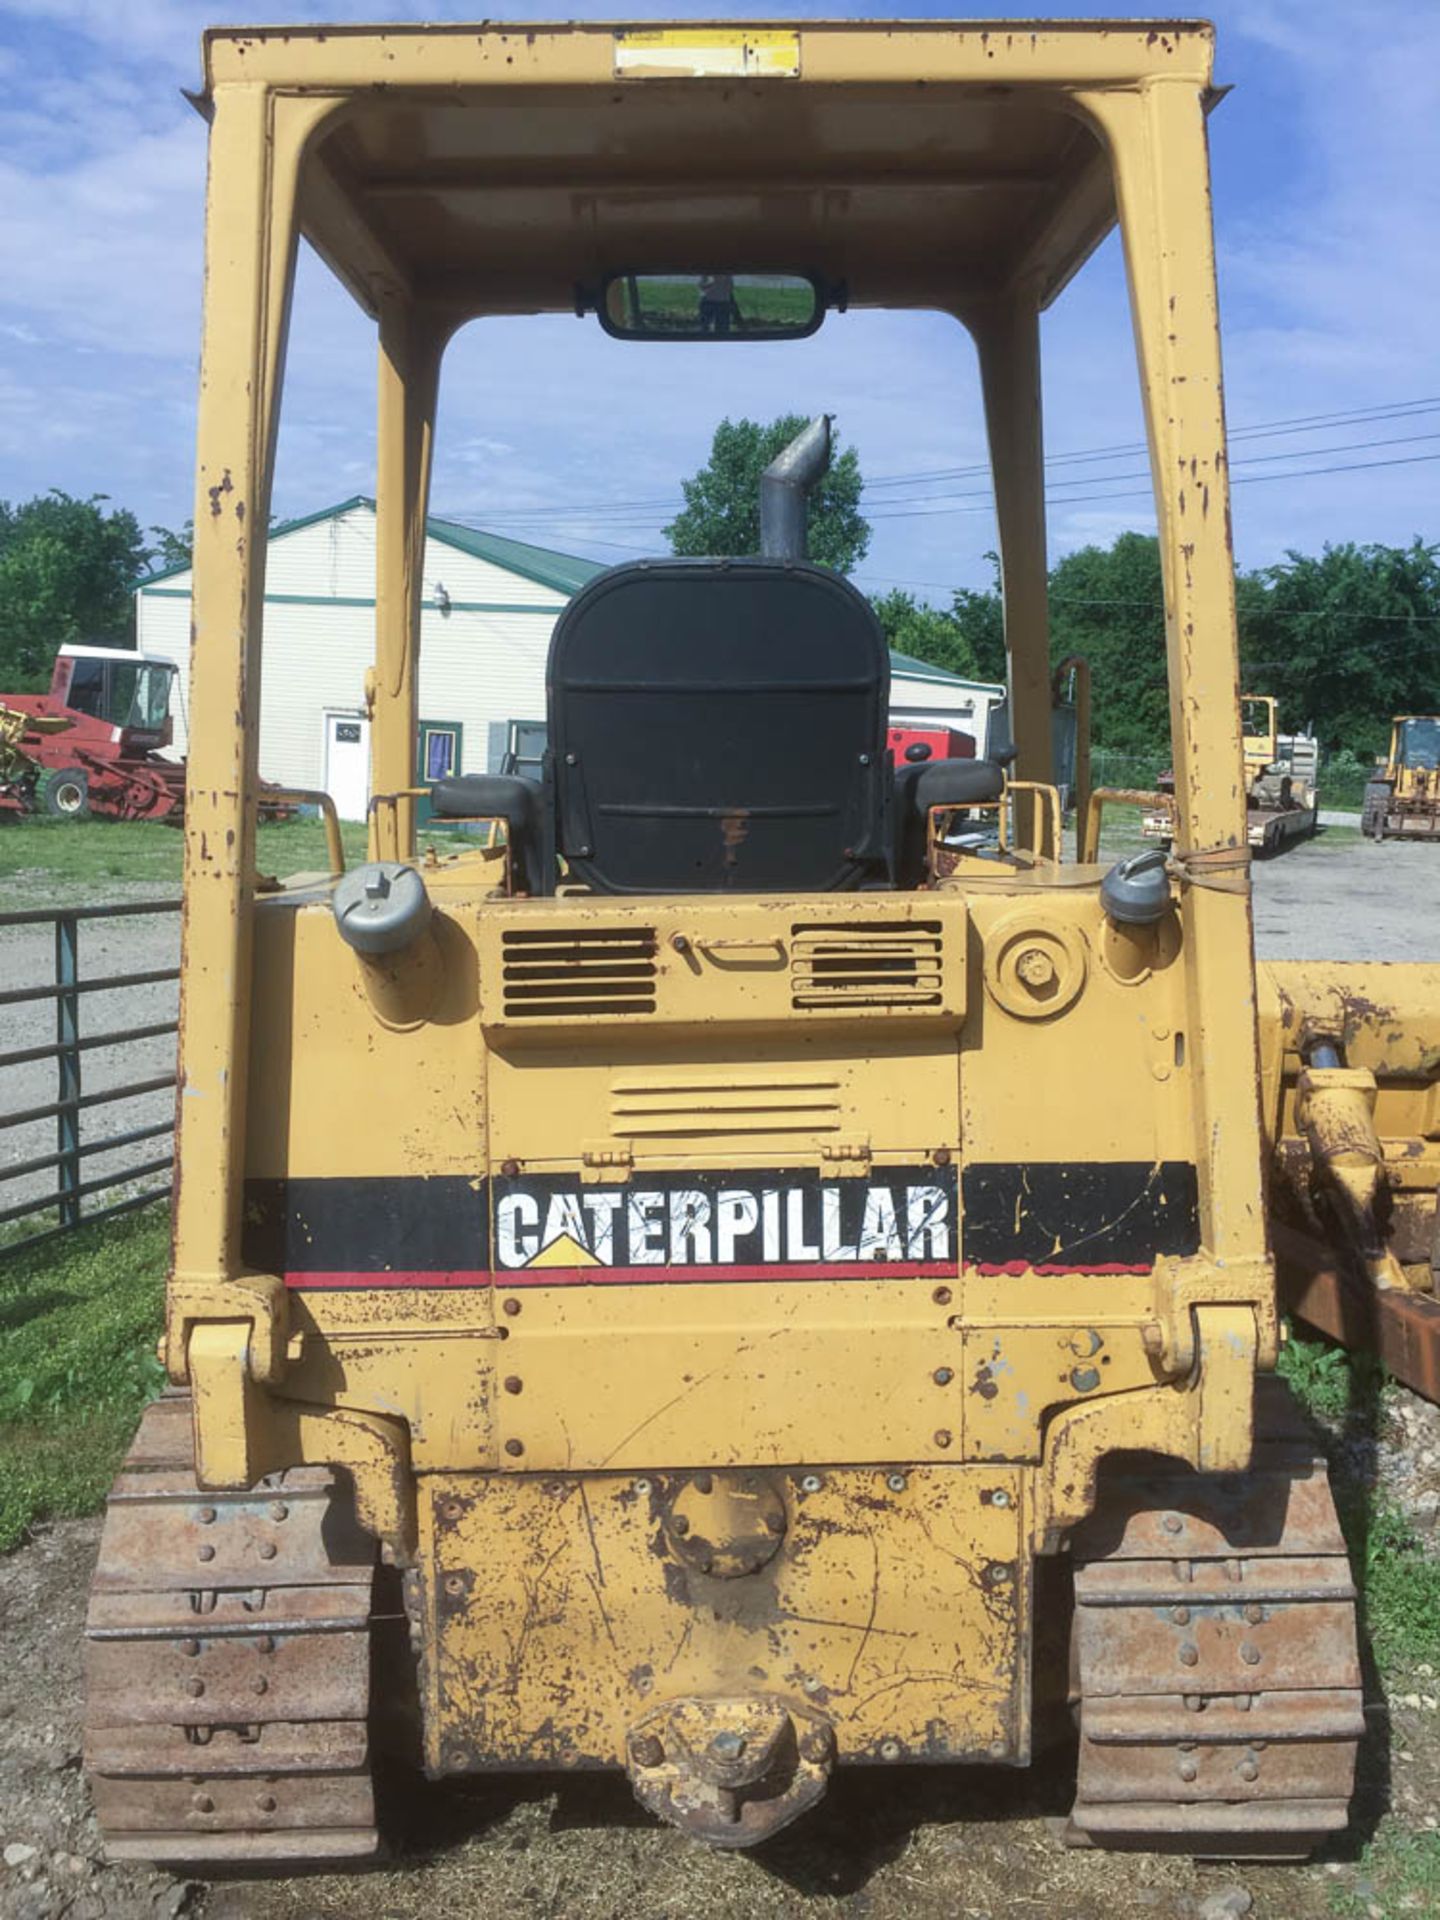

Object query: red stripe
[965,1260,1154,1277]
[283,1261,954,1291]
[283,1270,491,1290]
[498,1260,955,1288]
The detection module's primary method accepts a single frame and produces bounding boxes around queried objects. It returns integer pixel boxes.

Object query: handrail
[1000,780,1063,858]
[1080,786,1170,864]
[1052,653,1091,834]
[265,787,345,876]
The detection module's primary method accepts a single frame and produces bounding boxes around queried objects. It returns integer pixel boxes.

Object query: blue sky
[0,1,1435,601]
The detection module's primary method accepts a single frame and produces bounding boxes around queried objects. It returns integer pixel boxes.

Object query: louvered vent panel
[611,1075,842,1137]
[501,927,658,1018]
[790,921,944,1010]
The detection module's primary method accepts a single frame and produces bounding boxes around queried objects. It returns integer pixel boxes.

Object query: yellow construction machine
[1362,715,1440,840]
[83,17,1440,1871]
[1143,694,1318,856]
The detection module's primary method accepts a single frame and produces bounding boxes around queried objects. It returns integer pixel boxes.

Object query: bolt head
[503,1375,523,1395]
[801,1474,822,1494]
[196,1506,216,1525]
[1240,1641,1262,1666]
[196,1544,215,1563]
[1177,1760,1198,1783]
[886,1473,907,1493]
[630,1733,664,1769]
[671,1513,690,1536]
[879,1739,902,1761]
[192,1792,214,1813]
[1238,1759,1259,1782]
[269,1502,288,1522]
[933,1428,953,1449]
[1162,1513,1184,1534]
[504,1438,524,1458]
[258,1541,277,1561]
[932,1285,952,1306]
[1016,945,1058,989]
[1178,1643,1199,1666]
[710,1729,746,1760]
[933,1366,954,1386]
[502,1296,521,1316]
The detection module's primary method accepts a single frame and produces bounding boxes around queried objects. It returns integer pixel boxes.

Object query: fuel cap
[331,861,432,955]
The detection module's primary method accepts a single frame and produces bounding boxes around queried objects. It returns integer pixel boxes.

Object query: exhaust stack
[759,415,832,561]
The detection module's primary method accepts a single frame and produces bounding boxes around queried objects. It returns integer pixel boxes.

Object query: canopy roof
[201,19,1215,319]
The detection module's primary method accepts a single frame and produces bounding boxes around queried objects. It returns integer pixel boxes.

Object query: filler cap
[1100,847,1171,927]
[332,861,432,956]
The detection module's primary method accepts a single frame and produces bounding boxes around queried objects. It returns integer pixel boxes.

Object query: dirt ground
[2,1439,1437,1920]
[3,829,1439,1918]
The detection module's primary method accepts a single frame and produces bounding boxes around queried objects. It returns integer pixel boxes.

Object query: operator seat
[544,558,893,893]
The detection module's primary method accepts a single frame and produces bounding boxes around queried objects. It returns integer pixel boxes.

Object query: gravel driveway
[1,885,180,1228]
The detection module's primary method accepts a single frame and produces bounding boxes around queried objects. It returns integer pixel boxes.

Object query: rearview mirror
[597,272,825,341]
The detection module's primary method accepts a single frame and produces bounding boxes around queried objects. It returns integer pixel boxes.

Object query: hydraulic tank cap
[1100,847,1171,928]
[332,861,432,955]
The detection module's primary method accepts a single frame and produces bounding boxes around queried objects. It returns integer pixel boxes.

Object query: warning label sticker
[614,29,801,80]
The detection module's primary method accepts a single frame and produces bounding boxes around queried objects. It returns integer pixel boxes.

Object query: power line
[444,392,1440,527]
[863,447,1440,523]
[861,430,1440,517]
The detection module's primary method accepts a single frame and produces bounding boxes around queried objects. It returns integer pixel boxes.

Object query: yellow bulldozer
[1142,693,1318,856]
[1362,715,1440,840]
[83,17,1440,1870]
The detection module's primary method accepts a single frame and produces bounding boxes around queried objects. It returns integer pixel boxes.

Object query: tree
[0,492,150,690]
[1239,539,1440,758]
[1048,532,1170,753]
[665,415,870,575]
[871,577,1007,684]
[148,521,194,574]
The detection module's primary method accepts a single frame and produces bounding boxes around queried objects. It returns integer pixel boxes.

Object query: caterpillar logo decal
[493,1166,955,1285]
[240,1159,1198,1290]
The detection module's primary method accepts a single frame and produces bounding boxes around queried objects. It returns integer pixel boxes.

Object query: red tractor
[0,646,187,822]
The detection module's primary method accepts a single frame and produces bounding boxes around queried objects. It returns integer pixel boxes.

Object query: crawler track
[1067,1378,1363,1858]
[83,1393,379,1867]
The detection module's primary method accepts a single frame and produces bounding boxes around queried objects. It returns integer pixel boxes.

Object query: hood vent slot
[501,927,658,1018]
[790,921,944,1010]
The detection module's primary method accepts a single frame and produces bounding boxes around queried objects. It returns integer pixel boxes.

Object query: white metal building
[136,497,1005,817]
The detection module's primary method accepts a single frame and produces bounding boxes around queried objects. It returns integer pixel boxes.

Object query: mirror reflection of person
[698,272,737,336]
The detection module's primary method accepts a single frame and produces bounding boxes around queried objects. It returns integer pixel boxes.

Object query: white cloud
[0,0,1433,592]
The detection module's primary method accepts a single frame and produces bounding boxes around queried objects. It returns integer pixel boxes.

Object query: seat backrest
[545,558,891,893]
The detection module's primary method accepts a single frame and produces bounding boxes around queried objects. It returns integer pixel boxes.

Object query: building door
[416,719,463,824]
[322,711,371,821]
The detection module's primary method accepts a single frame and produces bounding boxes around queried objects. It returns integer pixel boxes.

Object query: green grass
[1279,1328,1440,1676]
[0,1205,169,1550]
[0,814,489,888]
[1277,1327,1375,1421]
[1331,1827,1440,1919]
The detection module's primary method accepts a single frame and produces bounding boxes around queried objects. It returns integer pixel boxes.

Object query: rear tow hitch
[626,1694,833,1847]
